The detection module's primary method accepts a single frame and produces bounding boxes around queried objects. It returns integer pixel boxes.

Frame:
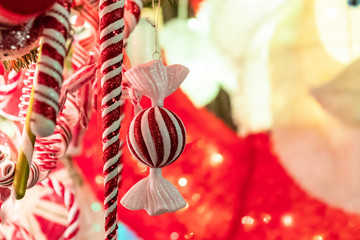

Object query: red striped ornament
[121,106,187,215]
[127,107,186,168]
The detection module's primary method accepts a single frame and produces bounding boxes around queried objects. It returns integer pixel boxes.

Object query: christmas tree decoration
[11,0,73,198]
[268,0,360,214]
[13,80,37,198]
[123,0,142,41]
[30,0,72,138]
[0,220,35,239]
[121,60,189,215]
[0,151,16,187]
[98,0,125,239]
[0,150,40,190]
[0,169,82,240]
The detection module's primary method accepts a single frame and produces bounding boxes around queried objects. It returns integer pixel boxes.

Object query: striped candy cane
[124,0,142,40]
[99,0,124,239]
[71,35,95,70]
[0,151,15,187]
[30,0,72,138]
[0,150,40,189]
[40,178,80,240]
[82,0,100,30]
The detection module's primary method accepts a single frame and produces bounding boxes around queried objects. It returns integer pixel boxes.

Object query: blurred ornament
[160,15,237,107]
[0,220,35,240]
[1,179,72,239]
[348,0,360,7]
[39,178,80,239]
[315,0,360,64]
[0,0,56,26]
[205,0,297,134]
[0,17,43,62]
[270,0,360,214]
[124,0,143,41]
[311,58,360,126]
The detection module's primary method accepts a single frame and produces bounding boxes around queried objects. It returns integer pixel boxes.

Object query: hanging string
[146,0,161,60]
[178,0,188,19]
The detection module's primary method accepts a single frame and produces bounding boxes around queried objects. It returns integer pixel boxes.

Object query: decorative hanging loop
[121,60,189,216]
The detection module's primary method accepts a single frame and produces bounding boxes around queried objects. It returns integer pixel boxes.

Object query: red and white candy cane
[0,151,15,187]
[40,177,80,240]
[99,0,125,239]
[0,150,40,189]
[124,0,142,41]
[30,0,72,137]
[121,60,189,215]
[0,220,35,240]
[35,113,72,173]
[17,64,72,184]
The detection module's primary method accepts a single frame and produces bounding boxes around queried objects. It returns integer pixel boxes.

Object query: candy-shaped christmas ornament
[121,60,189,216]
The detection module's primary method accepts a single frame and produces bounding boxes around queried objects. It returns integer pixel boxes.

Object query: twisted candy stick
[30,0,72,137]
[99,0,125,239]
[40,178,80,240]
[78,0,142,38]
